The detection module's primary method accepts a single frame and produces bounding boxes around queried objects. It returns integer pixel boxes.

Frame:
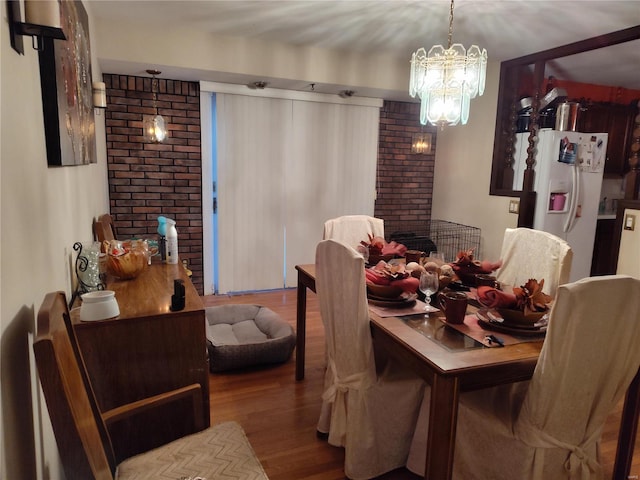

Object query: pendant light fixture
[143,69,168,143]
[409,0,487,127]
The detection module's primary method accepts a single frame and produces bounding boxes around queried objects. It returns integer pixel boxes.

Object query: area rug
[116,421,269,479]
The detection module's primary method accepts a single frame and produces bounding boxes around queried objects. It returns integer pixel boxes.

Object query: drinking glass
[356,244,370,264]
[429,251,446,264]
[419,270,439,312]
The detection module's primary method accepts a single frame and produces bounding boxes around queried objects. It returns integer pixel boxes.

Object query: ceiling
[91,0,640,97]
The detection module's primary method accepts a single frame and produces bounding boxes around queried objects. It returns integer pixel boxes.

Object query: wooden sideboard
[71,261,209,461]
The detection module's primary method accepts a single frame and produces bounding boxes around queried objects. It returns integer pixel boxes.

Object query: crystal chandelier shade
[409,0,487,127]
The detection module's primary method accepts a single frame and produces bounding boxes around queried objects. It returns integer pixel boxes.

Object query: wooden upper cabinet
[579,102,636,176]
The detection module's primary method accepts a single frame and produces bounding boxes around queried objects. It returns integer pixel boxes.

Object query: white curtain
[285,101,380,288]
[214,87,380,293]
[216,95,291,293]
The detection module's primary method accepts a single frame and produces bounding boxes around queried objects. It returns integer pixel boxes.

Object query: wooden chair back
[34,291,116,480]
[93,214,117,243]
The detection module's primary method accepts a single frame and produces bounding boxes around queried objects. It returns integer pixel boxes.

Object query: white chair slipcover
[496,227,573,296]
[322,215,384,250]
[315,239,425,479]
[407,275,640,480]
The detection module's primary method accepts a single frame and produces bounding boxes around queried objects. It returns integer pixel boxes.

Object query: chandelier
[143,69,168,143]
[409,0,487,127]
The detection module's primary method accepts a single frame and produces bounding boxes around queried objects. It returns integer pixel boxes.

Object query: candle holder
[7,0,66,54]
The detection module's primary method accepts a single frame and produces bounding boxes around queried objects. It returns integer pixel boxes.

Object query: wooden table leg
[295,277,307,381]
[425,375,459,480]
[614,367,640,479]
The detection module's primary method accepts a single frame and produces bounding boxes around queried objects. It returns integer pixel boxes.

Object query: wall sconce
[143,69,169,143]
[8,0,65,54]
[411,132,432,154]
[92,81,106,114]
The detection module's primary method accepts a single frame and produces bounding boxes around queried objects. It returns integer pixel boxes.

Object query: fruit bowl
[103,239,149,280]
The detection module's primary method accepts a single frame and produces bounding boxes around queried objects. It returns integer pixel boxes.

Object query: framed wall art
[38,0,96,166]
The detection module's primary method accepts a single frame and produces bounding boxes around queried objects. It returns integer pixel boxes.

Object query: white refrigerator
[513,129,608,282]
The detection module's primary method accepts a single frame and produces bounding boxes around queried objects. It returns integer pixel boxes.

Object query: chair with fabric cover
[407,275,640,480]
[315,239,425,479]
[34,291,269,480]
[495,227,573,296]
[322,215,384,250]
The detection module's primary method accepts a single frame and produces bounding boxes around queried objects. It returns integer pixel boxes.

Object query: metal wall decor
[70,241,105,307]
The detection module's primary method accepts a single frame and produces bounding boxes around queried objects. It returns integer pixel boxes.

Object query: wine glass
[429,251,446,264]
[356,244,370,264]
[419,270,439,312]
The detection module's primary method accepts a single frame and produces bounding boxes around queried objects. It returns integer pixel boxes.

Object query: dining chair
[315,239,425,479]
[407,274,640,479]
[33,291,269,480]
[93,213,117,243]
[322,215,384,250]
[495,227,573,296]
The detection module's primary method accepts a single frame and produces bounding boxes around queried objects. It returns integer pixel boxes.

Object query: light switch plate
[624,214,636,231]
[509,200,520,214]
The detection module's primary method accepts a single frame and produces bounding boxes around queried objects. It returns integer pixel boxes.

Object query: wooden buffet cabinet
[71,261,209,461]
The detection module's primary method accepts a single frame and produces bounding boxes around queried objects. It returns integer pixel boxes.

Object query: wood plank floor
[202,289,640,480]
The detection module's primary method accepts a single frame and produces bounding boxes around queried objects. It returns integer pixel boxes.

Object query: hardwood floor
[202,289,639,480]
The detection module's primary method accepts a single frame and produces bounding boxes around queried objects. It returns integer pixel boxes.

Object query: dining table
[294,262,640,480]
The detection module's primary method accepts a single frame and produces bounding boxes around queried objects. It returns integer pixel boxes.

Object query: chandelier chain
[447,0,454,49]
[152,77,158,110]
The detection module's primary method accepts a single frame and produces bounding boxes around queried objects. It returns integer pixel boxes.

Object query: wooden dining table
[294,262,640,480]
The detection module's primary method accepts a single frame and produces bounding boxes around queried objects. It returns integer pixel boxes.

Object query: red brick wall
[376,101,437,240]
[103,74,203,293]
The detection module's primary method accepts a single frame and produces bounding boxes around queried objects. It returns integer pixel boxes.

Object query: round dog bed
[205,304,296,372]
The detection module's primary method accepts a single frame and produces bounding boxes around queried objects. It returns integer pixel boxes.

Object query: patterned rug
[116,421,269,479]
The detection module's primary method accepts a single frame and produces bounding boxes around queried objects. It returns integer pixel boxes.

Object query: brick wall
[376,101,437,240]
[103,74,203,293]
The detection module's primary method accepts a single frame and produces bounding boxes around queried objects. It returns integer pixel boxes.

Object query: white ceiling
[91,0,640,95]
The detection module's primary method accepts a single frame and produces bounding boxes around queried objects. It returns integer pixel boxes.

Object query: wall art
[38,0,96,166]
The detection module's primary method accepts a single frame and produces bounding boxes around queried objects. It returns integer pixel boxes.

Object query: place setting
[364,262,439,317]
[474,278,552,337]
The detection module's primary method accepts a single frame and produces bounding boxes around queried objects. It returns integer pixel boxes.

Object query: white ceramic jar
[80,290,120,321]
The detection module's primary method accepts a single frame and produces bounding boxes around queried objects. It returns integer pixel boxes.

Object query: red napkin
[477,286,517,308]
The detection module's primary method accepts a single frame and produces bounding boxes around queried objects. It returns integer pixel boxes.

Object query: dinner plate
[368,293,417,308]
[475,309,546,336]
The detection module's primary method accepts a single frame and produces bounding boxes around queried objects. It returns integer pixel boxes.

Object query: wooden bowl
[496,307,547,327]
[366,283,403,299]
[368,253,394,265]
[455,271,477,286]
